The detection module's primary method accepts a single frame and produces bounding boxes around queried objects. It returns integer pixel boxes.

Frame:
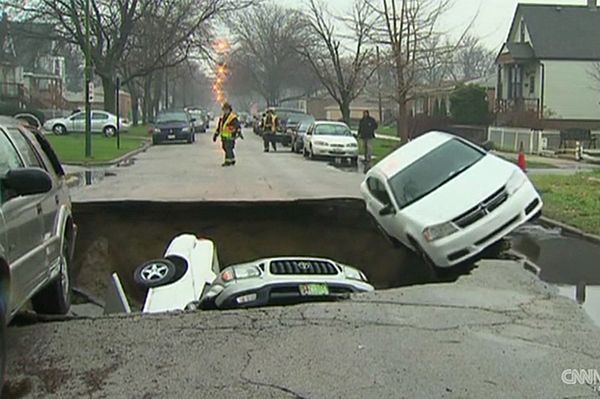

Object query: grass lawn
[377,125,397,137]
[531,170,600,235]
[46,125,150,164]
[359,138,400,162]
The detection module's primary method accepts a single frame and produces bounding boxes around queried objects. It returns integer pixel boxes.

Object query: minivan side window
[367,177,392,205]
[0,130,24,203]
[7,128,43,169]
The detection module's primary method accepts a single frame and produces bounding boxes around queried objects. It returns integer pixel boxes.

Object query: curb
[538,216,600,245]
[63,140,152,167]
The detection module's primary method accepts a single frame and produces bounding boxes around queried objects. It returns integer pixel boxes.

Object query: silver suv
[0,116,76,388]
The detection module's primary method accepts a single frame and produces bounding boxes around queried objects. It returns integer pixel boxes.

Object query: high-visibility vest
[264,114,277,132]
[218,112,238,139]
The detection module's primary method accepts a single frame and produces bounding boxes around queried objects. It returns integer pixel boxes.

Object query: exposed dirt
[71,199,440,307]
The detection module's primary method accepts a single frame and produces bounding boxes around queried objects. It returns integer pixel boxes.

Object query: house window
[529,75,535,95]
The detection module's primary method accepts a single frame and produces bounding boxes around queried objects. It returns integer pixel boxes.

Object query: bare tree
[229,3,315,106]
[299,0,378,124]
[8,0,253,113]
[451,35,495,81]
[366,0,457,141]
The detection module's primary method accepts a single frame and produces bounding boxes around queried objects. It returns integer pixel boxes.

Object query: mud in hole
[72,199,487,307]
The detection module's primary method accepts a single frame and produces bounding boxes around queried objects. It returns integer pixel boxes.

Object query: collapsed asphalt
[70,199,446,308]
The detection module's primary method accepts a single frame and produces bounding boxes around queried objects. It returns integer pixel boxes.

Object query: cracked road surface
[68,128,365,202]
[5,261,599,398]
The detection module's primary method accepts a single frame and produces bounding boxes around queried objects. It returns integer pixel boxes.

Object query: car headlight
[344,266,367,281]
[506,170,527,195]
[313,141,328,146]
[233,265,261,280]
[346,143,358,148]
[153,128,161,134]
[423,222,459,242]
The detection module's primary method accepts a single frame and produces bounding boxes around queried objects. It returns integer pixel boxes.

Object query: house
[0,15,67,110]
[496,0,600,129]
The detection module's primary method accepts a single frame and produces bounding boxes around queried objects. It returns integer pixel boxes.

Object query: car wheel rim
[60,244,70,302]
[106,128,115,137]
[141,263,169,282]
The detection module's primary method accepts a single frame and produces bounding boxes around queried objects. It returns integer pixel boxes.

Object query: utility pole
[116,76,121,149]
[84,0,92,158]
[376,46,383,124]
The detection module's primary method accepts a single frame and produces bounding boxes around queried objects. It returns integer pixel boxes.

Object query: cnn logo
[562,369,600,389]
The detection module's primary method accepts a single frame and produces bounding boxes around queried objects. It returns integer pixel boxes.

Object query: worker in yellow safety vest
[262,109,278,152]
[213,102,243,166]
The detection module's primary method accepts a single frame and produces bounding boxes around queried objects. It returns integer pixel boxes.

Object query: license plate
[331,150,344,154]
[299,283,329,296]
[167,134,175,139]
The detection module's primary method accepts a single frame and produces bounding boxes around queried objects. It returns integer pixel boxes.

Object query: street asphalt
[4,127,599,398]
[68,128,365,202]
[5,261,599,398]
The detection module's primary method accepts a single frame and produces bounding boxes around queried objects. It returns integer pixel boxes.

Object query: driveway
[69,129,364,202]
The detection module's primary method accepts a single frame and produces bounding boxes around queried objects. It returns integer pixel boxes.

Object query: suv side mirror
[379,203,396,216]
[2,168,52,198]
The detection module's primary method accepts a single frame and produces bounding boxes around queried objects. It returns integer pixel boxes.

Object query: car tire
[31,235,72,315]
[350,157,359,167]
[53,124,67,135]
[103,126,117,138]
[409,238,454,279]
[133,259,177,288]
[309,146,316,160]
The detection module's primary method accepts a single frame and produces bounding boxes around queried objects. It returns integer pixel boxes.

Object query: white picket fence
[487,127,562,154]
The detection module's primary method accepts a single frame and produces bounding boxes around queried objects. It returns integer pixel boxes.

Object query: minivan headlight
[423,222,459,242]
[506,170,526,195]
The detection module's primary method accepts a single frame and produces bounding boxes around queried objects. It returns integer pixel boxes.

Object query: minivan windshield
[388,139,485,209]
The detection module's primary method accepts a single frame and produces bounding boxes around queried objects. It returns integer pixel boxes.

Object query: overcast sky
[280,0,585,51]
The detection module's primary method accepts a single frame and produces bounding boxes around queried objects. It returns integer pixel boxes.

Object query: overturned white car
[132,234,374,313]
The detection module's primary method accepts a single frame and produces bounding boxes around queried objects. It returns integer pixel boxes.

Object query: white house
[496,0,600,129]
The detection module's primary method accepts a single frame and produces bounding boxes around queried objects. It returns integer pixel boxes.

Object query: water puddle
[71,169,115,187]
[511,223,600,326]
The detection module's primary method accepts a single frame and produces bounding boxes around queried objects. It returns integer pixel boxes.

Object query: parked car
[263,108,311,146]
[151,110,196,145]
[129,235,373,313]
[303,121,359,165]
[186,108,209,133]
[361,131,543,274]
[291,121,312,153]
[0,116,76,390]
[44,110,130,137]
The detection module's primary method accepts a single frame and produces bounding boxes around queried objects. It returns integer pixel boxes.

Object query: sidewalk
[495,150,600,170]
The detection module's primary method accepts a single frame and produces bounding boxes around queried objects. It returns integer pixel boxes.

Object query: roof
[505,42,535,60]
[372,131,454,179]
[511,4,600,60]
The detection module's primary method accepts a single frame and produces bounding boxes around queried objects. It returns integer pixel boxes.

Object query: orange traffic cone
[517,141,527,172]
